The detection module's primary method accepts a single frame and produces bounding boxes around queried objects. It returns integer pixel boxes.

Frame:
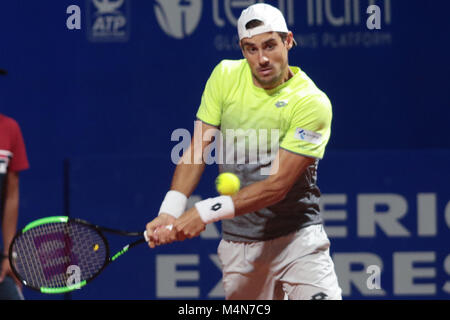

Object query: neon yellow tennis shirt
[196,59,332,160]
[196,59,333,241]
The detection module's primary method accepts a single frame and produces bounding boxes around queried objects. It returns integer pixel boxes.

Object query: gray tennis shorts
[217,224,342,300]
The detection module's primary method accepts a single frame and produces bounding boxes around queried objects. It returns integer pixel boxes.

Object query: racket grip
[143,224,173,242]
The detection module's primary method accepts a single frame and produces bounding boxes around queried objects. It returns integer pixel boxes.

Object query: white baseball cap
[237,3,297,45]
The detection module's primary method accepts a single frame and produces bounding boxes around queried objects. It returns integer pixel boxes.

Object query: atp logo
[87,0,130,42]
[154,0,203,39]
[93,0,124,14]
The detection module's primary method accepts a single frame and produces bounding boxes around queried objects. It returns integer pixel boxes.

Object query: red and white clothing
[0,114,29,209]
[0,114,29,300]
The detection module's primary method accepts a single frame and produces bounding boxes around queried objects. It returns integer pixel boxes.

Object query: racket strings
[11,222,107,289]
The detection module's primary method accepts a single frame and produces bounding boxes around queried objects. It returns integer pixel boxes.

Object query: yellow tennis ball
[215,172,240,195]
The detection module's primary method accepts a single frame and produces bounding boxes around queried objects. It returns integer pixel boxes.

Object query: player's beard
[252,70,283,89]
[252,62,288,89]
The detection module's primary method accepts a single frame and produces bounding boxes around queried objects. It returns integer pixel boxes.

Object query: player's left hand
[173,207,206,241]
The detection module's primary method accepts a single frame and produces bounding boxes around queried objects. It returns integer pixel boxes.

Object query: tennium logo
[152,0,394,50]
[154,0,203,39]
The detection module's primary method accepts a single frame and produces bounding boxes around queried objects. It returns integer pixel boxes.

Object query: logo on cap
[237,3,289,41]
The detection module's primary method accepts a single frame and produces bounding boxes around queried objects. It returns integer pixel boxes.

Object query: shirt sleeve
[280,94,332,159]
[9,119,29,172]
[196,62,224,127]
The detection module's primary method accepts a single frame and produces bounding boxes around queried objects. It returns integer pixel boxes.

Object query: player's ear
[239,40,246,57]
[286,32,294,50]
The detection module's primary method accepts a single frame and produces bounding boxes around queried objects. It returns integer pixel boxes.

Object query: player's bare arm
[173,148,315,241]
[0,171,21,286]
[232,148,314,215]
[145,121,215,248]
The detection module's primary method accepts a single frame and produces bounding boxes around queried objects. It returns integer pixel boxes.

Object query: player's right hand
[145,213,176,248]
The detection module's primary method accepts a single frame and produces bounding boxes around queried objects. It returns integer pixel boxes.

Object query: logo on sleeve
[0,150,12,174]
[294,128,323,145]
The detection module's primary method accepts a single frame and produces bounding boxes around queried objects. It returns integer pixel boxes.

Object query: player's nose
[258,52,269,66]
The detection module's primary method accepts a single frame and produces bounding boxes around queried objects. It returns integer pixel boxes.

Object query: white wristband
[158,190,188,219]
[195,196,235,224]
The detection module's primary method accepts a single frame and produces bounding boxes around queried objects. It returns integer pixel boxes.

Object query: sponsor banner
[151,0,394,50]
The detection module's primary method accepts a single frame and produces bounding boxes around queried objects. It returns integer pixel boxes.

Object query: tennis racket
[8,216,171,294]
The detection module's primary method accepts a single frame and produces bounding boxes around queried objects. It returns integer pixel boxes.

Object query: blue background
[0,0,449,299]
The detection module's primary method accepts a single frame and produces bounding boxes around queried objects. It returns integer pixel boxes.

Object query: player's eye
[265,43,276,50]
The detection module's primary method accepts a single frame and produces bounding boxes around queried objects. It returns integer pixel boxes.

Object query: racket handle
[143,224,173,242]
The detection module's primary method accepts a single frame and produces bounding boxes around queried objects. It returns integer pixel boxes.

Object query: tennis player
[0,113,29,300]
[146,3,342,300]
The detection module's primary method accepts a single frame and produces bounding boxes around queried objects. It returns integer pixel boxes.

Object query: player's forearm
[178,174,290,229]
[157,121,214,221]
[170,160,206,197]
[191,150,314,225]
[231,175,287,217]
[230,151,314,217]
[170,120,214,197]
[2,189,19,255]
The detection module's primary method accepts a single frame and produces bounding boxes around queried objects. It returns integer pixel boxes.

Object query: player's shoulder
[213,59,247,75]
[208,59,247,90]
[290,68,332,111]
[0,113,21,131]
